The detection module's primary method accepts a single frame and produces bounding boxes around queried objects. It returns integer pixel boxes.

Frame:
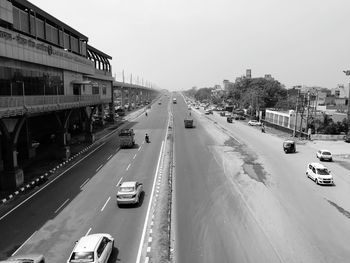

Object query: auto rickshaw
[283,140,296,153]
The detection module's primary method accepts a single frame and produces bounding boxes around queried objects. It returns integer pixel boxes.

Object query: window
[92,86,99,95]
[102,86,106,95]
[97,238,108,258]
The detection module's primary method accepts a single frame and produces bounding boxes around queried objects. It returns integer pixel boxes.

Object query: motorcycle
[145,112,148,117]
[145,134,150,143]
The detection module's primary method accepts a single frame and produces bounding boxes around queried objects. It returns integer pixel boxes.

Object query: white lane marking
[107,155,113,160]
[126,163,131,171]
[80,178,90,189]
[54,198,70,214]
[0,142,106,221]
[133,154,137,159]
[85,228,92,236]
[101,197,111,212]
[12,231,37,256]
[116,177,123,186]
[96,164,103,172]
[136,140,165,263]
[138,146,142,152]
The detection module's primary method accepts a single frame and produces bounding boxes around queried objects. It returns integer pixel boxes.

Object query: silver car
[116,181,143,206]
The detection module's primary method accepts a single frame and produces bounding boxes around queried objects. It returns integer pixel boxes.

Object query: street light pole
[343,70,350,135]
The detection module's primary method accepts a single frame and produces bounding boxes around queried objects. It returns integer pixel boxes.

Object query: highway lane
[0,95,170,262]
[174,95,350,262]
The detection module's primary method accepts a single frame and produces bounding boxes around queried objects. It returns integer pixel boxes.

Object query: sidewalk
[0,107,146,202]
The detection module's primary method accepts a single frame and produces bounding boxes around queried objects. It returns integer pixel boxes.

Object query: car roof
[74,234,105,252]
[319,149,331,152]
[284,140,295,143]
[120,181,137,187]
[309,162,327,169]
[0,254,45,262]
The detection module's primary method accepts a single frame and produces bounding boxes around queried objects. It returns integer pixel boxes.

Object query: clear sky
[30,0,350,91]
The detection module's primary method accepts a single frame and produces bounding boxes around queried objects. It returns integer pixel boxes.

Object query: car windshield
[322,152,331,155]
[120,186,135,192]
[70,252,94,262]
[316,168,330,175]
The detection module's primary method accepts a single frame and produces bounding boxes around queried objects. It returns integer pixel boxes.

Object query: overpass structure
[0,0,159,190]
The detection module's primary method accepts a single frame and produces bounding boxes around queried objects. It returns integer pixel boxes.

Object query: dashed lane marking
[96,164,103,172]
[54,198,70,214]
[0,142,106,221]
[116,177,123,186]
[107,155,113,160]
[133,154,137,159]
[80,178,90,189]
[85,228,92,236]
[126,164,131,171]
[101,197,111,212]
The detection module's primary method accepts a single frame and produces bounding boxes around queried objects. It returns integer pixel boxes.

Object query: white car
[306,163,334,185]
[248,120,262,126]
[116,181,143,206]
[0,254,45,263]
[316,150,333,162]
[67,234,114,263]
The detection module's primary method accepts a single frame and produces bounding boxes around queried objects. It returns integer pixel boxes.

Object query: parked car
[0,254,45,263]
[239,115,246,120]
[67,234,114,263]
[220,112,226,117]
[316,150,333,162]
[204,110,213,115]
[116,181,143,206]
[248,120,262,126]
[306,163,334,185]
[344,134,350,143]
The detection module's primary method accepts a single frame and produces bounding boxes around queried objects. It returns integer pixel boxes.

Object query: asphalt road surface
[174,94,350,263]
[0,97,169,262]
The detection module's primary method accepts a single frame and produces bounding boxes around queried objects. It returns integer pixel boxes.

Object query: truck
[173,98,177,104]
[184,118,194,128]
[118,128,135,148]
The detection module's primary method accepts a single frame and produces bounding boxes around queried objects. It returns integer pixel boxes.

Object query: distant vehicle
[227,116,233,123]
[0,254,45,263]
[316,150,333,162]
[239,115,246,120]
[233,114,240,120]
[158,102,162,105]
[115,108,126,116]
[117,181,143,206]
[248,120,262,126]
[188,106,191,110]
[118,129,135,148]
[283,140,296,153]
[173,98,177,104]
[67,233,114,263]
[220,112,226,117]
[184,118,194,128]
[306,163,334,185]
[344,134,350,143]
[204,110,213,115]
[195,106,200,109]
[224,112,231,117]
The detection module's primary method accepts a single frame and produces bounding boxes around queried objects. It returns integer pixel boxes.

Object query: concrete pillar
[0,140,23,190]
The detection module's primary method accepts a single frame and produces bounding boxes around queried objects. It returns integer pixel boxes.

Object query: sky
[30,0,350,91]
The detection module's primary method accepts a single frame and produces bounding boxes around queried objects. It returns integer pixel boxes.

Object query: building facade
[0,0,114,189]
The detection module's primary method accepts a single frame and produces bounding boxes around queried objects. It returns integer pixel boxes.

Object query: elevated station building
[0,0,118,189]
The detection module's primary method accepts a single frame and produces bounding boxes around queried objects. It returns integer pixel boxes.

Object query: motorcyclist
[145,111,148,117]
[261,123,265,133]
[145,133,150,143]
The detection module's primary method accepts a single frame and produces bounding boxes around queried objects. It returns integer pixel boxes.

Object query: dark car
[283,140,296,153]
[344,135,350,143]
[220,112,226,117]
[227,116,233,123]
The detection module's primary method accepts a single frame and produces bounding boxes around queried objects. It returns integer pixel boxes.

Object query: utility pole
[293,90,300,137]
[344,70,350,135]
[306,91,310,132]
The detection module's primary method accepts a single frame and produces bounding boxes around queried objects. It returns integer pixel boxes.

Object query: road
[174,94,350,263]
[0,97,169,262]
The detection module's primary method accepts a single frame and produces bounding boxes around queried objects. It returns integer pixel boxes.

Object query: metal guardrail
[0,95,111,117]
